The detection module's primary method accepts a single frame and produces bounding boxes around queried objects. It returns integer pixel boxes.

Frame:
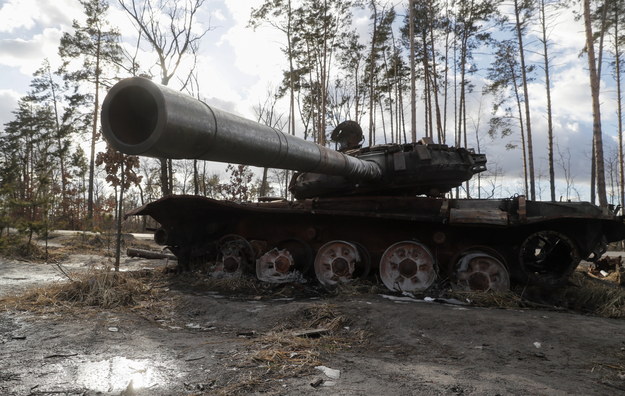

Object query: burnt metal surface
[288,142,486,199]
[454,250,511,292]
[379,241,437,292]
[101,78,625,291]
[127,194,625,289]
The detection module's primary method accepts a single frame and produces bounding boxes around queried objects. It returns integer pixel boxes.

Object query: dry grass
[250,332,322,374]
[449,289,528,309]
[277,304,349,332]
[551,271,625,318]
[330,280,386,296]
[250,304,366,372]
[211,304,368,396]
[0,234,60,261]
[57,232,148,254]
[447,271,625,319]
[60,232,110,253]
[0,268,164,313]
[199,276,267,294]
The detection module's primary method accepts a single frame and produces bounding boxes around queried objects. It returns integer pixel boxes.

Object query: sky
[0,0,622,202]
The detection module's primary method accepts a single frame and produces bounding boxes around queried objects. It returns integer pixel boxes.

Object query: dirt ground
[1,233,625,395]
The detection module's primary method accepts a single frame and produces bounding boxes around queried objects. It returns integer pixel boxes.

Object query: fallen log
[127,248,177,260]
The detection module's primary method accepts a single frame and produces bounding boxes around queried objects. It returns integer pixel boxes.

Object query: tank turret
[101,77,486,199]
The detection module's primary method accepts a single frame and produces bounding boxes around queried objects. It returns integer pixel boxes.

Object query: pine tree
[58,0,122,224]
[29,59,82,223]
[512,0,536,200]
[583,0,608,207]
[537,0,557,201]
[0,97,57,248]
[486,40,531,197]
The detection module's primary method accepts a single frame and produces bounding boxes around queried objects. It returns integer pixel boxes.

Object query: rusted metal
[256,248,305,283]
[125,193,625,290]
[518,195,527,222]
[454,249,510,292]
[519,230,580,286]
[314,241,363,287]
[379,241,436,292]
[212,235,254,277]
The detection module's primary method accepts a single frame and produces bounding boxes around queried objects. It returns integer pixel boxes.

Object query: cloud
[0,28,64,75]
[0,0,80,33]
[0,89,20,127]
[0,0,84,80]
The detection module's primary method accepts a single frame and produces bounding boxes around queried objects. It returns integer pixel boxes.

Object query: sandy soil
[1,235,625,396]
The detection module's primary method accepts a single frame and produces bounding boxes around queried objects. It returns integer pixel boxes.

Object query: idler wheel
[379,241,436,292]
[519,230,580,287]
[454,249,510,292]
[314,240,367,287]
[215,234,254,278]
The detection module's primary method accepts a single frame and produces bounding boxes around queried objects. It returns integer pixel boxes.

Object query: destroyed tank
[101,77,625,292]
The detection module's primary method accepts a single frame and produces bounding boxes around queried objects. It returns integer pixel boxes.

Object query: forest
[0,0,623,239]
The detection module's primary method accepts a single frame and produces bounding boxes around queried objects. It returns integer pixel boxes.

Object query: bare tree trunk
[453,27,459,199]
[539,0,556,202]
[422,30,432,139]
[441,2,452,145]
[87,34,102,223]
[159,158,170,196]
[514,0,535,200]
[427,2,443,144]
[398,80,407,144]
[382,50,394,142]
[409,0,416,143]
[590,3,609,205]
[115,161,125,272]
[320,1,329,147]
[590,143,596,204]
[193,159,199,195]
[368,1,378,146]
[615,8,624,209]
[507,52,530,197]
[260,167,269,197]
[584,0,608,207]
[119,0,209,198]
[45,64,69,219]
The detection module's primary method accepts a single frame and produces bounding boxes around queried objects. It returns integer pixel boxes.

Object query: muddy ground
[1,233,625,395]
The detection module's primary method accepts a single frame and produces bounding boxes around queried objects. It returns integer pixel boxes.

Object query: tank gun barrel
[101,77,382,180]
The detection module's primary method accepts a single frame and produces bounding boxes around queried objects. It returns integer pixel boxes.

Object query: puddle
[74,356,169,393]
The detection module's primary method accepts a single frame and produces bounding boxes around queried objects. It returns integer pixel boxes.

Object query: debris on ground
[315,365,341,379]
[589,256,624,286]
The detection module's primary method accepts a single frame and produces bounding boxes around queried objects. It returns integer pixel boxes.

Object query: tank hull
[128,195,625,290]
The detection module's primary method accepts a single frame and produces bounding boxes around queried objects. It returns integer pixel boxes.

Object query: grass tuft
[0,268,162,312]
